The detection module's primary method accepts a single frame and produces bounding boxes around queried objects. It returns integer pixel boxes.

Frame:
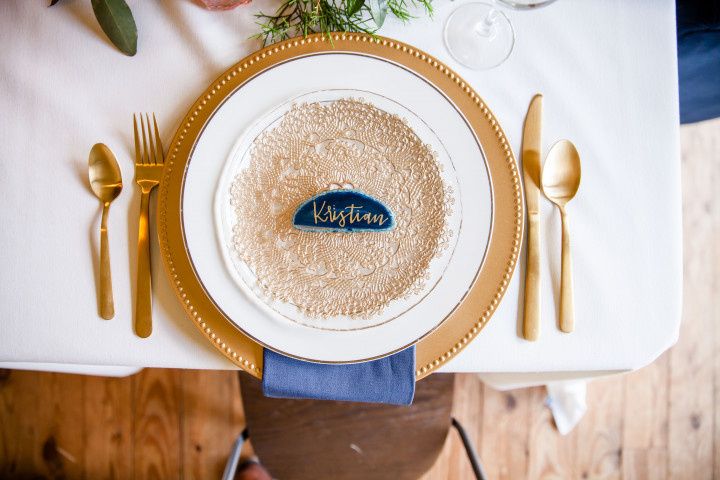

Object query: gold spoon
[541,140,581,333]
[89,143,123,320]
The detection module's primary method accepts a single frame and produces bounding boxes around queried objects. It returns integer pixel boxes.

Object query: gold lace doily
[229,98,454,326]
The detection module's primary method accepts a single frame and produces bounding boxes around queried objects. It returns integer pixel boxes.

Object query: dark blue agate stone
[292,190,395,233]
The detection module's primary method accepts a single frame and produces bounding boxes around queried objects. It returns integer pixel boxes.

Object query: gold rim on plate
[157,33,524,380]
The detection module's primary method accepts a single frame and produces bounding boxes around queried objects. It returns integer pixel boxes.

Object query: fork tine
[146,113,157,165]
[140,113,150,165]
[133,114,141,164]
[152,113,164,164]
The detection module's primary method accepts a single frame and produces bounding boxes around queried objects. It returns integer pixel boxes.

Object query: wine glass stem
[474,8,499,39]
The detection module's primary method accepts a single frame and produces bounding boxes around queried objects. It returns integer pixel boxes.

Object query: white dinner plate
[181,52,492,363]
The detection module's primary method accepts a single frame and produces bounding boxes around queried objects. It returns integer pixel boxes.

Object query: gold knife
[522,94,543,341]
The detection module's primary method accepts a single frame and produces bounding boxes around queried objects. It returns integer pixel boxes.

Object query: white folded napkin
[545,380,587,435]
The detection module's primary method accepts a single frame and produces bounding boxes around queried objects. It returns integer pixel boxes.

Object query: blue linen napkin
[261,346,415,405]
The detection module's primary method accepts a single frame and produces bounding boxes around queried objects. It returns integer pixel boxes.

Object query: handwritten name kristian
[312,201,389,228]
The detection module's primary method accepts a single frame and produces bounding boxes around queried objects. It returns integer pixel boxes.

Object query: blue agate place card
[293,189,395,233]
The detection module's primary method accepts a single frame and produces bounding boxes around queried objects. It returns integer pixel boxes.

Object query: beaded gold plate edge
[157,33,524,380]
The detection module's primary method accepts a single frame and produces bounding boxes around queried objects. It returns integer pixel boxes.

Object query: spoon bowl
[89,144,123,205]
[88,143,123,319]
[542,140,581,208]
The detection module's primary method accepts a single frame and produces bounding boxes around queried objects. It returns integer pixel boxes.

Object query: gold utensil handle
[559,208,574,333]
[523,212,541,340]
[99,203,114,319]
[135,190,153,338]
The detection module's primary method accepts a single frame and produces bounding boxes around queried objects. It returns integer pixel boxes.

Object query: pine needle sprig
[254,0,432,47]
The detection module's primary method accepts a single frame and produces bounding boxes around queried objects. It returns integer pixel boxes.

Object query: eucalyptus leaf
[368,0,388,28]
[91,0,137,56]
[346,0,365,16]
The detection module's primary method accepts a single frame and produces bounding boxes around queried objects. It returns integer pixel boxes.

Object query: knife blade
[522,94,543,341]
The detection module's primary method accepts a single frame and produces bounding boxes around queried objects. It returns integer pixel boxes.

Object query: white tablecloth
[0,0,681,377]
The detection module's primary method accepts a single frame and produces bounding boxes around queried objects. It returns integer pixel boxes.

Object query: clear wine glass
[444,0,557,70]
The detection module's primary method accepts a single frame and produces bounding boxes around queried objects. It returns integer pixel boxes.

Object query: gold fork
[133,113,164,338]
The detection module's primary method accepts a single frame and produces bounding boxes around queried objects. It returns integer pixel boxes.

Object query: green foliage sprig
[254,0,433,47]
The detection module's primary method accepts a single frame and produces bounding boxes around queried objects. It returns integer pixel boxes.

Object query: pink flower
[196,0,251,10]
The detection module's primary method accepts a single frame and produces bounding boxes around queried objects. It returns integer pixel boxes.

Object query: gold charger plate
[157,33,524,380]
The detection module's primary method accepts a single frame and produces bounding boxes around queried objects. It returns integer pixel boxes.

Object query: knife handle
[523,212,541,340]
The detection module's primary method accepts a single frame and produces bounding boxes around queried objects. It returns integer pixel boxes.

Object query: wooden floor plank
[133,368,183,480]
[479,384,531,480]
[572,377,624,480]
[622,354,670,451]
[623,448,668,480]
[36,372,87,479]
[181,370,244,480]
[448,374,485,480]
[83,374,134,480]
[667,120,719,480]
[621,354,670,480]
[700,119,720,480]
[0,370,41,478]
[526,385,571,480]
